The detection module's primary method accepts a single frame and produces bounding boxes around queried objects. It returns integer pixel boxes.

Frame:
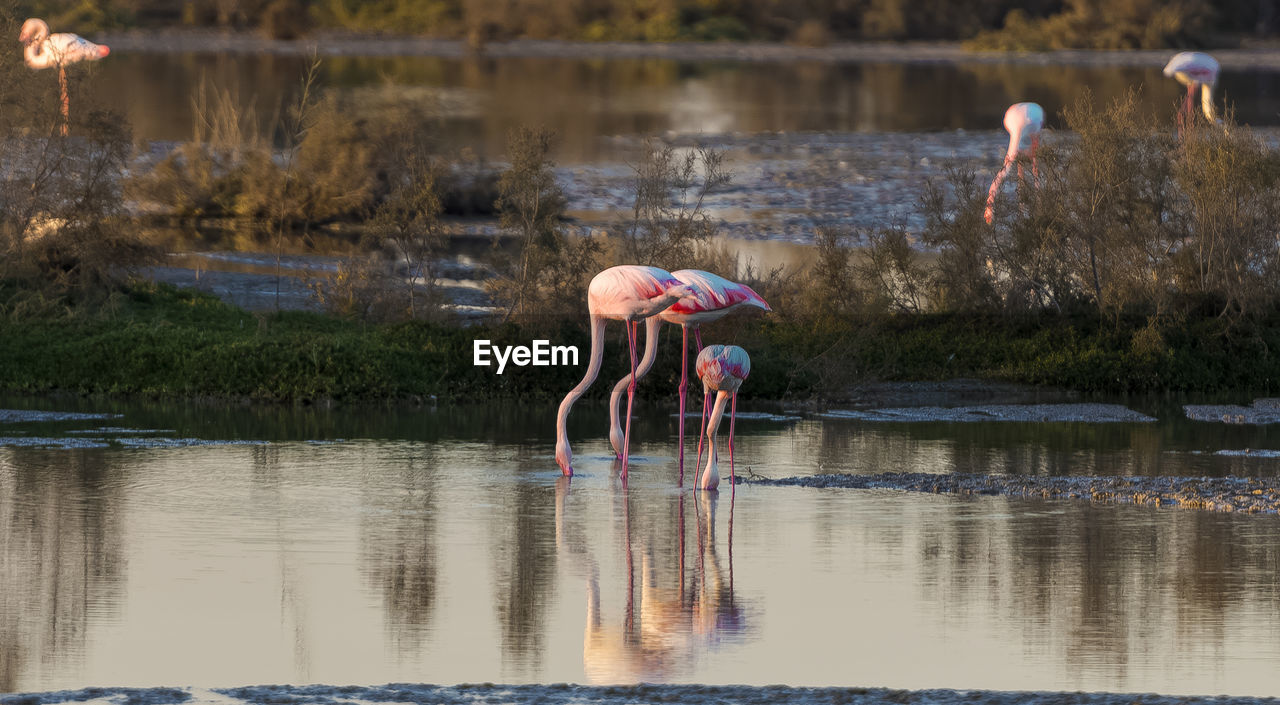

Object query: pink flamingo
[1163,51,1220,128]
[19,18,109,137]
[694,345,750,491]
[605,269,769,483]
[984,102,1044,225]
[556,265,694,480]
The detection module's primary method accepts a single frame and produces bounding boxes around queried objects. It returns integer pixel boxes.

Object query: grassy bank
[0,283,1275,405]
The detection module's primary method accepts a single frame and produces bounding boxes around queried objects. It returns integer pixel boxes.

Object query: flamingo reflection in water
[555,473,748,682]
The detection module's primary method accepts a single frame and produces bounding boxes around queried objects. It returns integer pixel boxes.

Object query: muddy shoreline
[92,30,1280,71]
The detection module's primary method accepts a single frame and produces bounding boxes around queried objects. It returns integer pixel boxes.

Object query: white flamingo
[1164,51,1221,127]
[19,18,110,136]
[984,102,1044,225]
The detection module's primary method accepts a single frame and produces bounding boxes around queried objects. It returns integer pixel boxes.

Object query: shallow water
[4,396,1280,695]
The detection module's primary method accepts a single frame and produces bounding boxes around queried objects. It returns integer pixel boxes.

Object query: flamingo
[19,18,109,137]
[605,270,769,483]
[694,345,750,491]
[1163,51,1221,127]
[984,102,1044,225]
[555,265,694,480]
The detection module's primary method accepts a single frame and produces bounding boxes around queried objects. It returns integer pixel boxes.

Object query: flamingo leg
[696,382,710,472]
[693,327,709,470]
[1031,136,1040,185]
[1179,83,1196,134]
[621,319,638,483]
[677,325,689,486]
[58,65,69,137]
[729,391,737,489]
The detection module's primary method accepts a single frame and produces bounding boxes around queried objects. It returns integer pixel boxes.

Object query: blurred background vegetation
[17,0,1280,48]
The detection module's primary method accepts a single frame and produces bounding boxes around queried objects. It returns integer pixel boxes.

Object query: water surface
[3,397,1280,695]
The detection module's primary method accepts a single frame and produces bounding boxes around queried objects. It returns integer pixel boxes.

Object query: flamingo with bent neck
[555,265,694,481]
[605,269,769,483]
[694,344,750,491]
[984,102,1044,225]
[19,18,110,136]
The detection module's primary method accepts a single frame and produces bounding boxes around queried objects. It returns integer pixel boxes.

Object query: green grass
[0,283,1276,405]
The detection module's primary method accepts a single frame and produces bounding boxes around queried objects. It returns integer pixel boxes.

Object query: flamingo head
[698,459,720,491]
[665,282,697,304]
[555,440,573,476]
[740,284,771,312]
[19,18,48,45]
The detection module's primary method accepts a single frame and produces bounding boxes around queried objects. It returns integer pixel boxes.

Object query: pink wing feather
[667,269,770,315]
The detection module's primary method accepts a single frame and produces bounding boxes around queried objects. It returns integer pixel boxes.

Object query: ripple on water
[0,436,112,449]
[0,436,269,450]
[818,403,1155,423]
[0,409,122,424]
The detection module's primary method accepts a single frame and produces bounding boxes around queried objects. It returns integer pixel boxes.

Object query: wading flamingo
[1163,51,1220,127]
[694,345,750,491]
[984,102,1044,225]
[19,18,109,136]
[606,269,769,483]
[556,265,694,480]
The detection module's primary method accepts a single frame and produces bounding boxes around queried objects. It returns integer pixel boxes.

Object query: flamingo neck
[556,314,606,474]
[1004,128,1023,163]
[609,316,661,457]
[984,157,1015,224]
[1200,83,1218,123]
[24,41,55,69]
[700,390,729,490]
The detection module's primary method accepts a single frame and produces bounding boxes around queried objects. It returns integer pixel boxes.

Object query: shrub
[616,141,730,271]
[489,127,602,326]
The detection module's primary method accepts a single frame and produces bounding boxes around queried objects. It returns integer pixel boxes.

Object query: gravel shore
[741,471,1280,514]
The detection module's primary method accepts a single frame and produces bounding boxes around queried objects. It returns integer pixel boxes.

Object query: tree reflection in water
[0,449,126,692]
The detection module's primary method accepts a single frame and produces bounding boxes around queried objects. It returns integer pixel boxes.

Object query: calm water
[3,397,1280,695]
[82,53,1280,162]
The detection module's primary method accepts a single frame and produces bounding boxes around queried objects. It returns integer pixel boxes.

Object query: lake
[3,395,1280,695]
[88,52,1280,162]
